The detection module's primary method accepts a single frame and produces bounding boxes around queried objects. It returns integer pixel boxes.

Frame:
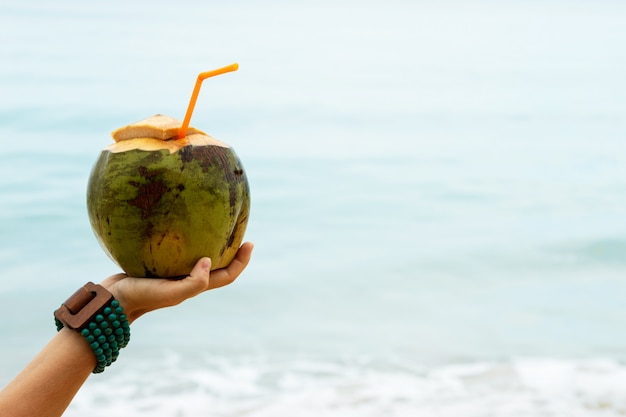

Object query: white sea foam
[65,355,626,417]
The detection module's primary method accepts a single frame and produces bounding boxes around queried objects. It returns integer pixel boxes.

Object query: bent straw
[178,63,239,139]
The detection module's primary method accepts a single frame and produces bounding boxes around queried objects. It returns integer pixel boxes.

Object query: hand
[100,242,254,323]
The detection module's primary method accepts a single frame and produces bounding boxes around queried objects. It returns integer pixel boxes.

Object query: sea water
[1,0,626,415]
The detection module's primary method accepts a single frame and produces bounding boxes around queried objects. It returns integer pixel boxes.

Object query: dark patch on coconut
[185,145,244,211]
[225,228,237,250]
[143,266,159,278]
[180,146,194,164]
[128,167,168,219]
[145,221,154,236]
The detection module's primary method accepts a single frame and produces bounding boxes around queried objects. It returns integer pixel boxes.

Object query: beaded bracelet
[54,282,131,374]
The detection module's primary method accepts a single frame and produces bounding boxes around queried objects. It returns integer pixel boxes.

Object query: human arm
[0,242,254,417]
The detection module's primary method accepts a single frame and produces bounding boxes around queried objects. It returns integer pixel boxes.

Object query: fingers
[173,241,254,296]
[208,241,254,290]
[101,242,254,322]
[174,256,212,299]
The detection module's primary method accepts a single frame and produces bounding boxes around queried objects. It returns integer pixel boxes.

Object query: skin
[0,241,254,417]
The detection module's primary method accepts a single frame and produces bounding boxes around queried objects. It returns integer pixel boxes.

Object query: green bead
[70,296,130,374]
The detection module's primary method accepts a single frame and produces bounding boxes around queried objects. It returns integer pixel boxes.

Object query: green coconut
[86,114,250,278]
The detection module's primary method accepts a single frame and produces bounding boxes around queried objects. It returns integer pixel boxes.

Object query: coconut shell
[86,116,250,278]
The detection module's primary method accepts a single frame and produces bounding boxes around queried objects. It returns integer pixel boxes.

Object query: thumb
[176,257,212,299]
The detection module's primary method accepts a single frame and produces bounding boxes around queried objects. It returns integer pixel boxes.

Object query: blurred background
[1,0,626,415]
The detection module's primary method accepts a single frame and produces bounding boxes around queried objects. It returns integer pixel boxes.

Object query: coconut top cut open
[106,114,229,154]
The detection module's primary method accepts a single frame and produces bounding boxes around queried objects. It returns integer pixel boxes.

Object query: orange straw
[178,63,239,139]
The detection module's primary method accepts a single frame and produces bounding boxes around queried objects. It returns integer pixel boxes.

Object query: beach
[2,0,626,415]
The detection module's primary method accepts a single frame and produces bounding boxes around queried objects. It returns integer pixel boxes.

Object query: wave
[65,354,626,417]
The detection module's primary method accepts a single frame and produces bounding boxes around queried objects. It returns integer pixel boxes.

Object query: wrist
[99,283,142,324]
[54,282,131,373]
